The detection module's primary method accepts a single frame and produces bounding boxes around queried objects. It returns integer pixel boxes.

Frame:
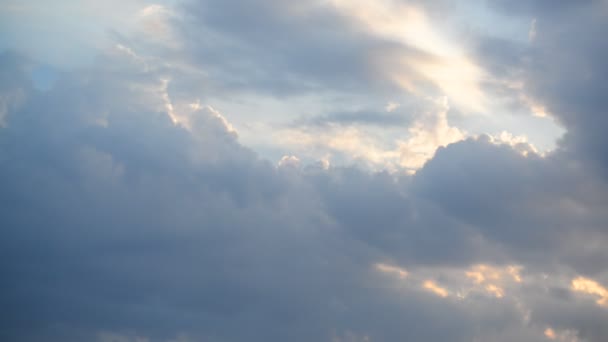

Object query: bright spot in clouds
[423,280,449,298]
[571,277,608,307]
[329,0,487,112]
[544,328,556,339]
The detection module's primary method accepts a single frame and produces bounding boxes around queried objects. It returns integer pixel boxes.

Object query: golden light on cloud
[276,98,466,172]
[423,280,449,298]
[542,327,580,342]
[508,266,523,283]
[464,264,523,298]
[521,94,550,118]
[328,0,487,112]
[544,327,556,340]
[465,265,499,282]
[375,263,409,279]
[465,270,485,284]
[410,57,486,112]
[571,276,608,307]
[398,97,465,172]
[485,284,505,298]
[276,126,401,170]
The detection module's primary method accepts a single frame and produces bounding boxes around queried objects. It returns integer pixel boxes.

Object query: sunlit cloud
[276,97,465,172]
[397,97,465,172]
[375,263,409,279]
[276,125,401,170]
[543,327,581,342]
[423,280,449,298]
[328,0,487,112]
[277,155,301,168]
[375,263,526,301]
[484,284,504,298]
[462,264,523,299]
[571,276,608,307]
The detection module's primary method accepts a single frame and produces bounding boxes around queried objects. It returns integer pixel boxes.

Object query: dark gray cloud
[173,0,377,96]
[526,5,608,176]
[486,0,599,15]
[413,137,608,275]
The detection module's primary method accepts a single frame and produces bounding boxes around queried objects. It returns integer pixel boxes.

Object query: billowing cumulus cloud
[1,1,608,342]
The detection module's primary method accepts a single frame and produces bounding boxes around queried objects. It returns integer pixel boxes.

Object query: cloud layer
[1,1,608,341]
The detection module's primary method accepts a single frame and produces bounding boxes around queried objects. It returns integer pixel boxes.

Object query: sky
[1,1,607,341]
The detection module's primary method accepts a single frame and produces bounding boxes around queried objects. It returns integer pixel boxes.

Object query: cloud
[375,263,409,279]
[0,50,522,341]
[473,0,608,176]
[275,96,465,172]
[397,97,465,171]
[571,277,608,307]
[2,1,608,342]
[327,0,487,112]
[423,280,450,298]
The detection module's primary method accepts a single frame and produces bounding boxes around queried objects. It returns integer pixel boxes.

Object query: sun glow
[328,0,487,112]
